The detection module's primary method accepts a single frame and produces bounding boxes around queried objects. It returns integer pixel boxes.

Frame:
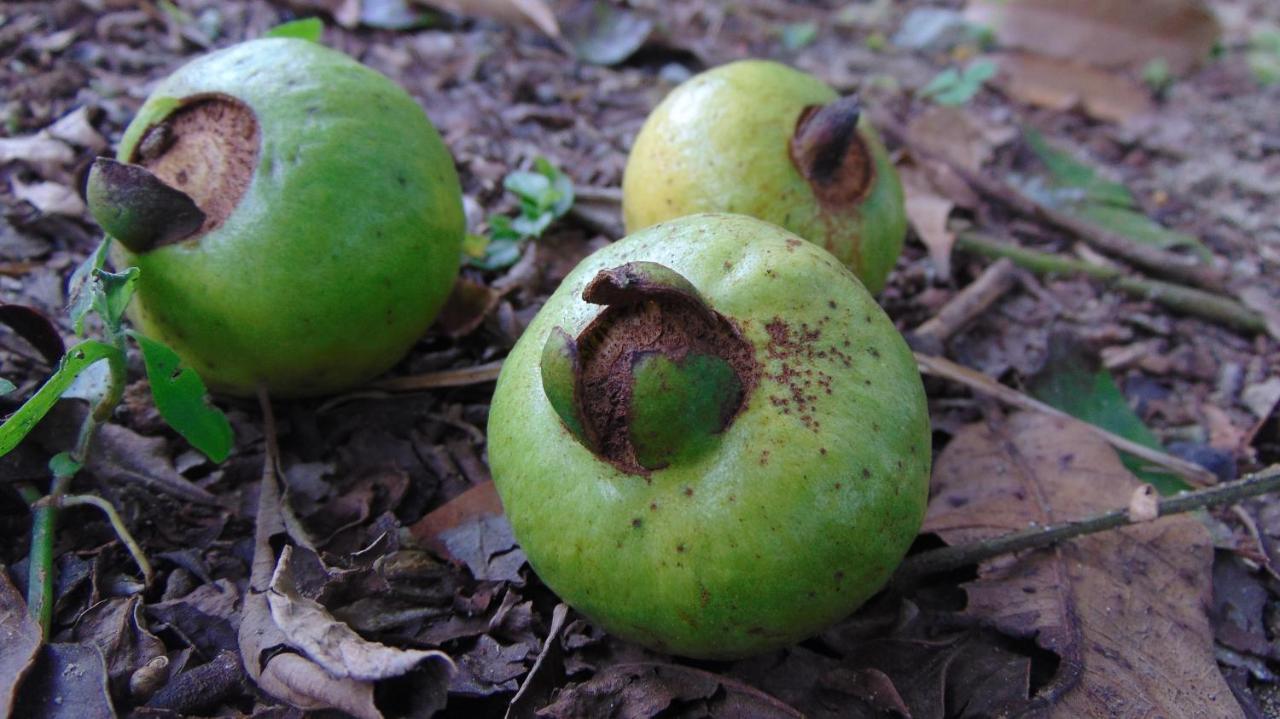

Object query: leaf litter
[2,0,1279,716]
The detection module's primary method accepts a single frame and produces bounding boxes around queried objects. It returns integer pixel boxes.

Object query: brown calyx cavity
[548,263,759,475]
[789,94,874,208]
[129,94,260,249]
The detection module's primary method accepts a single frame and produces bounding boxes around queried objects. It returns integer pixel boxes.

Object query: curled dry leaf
[10,178,86,217]
[268,545,454,682]
[901,166,956,280]
[241,458,454,719]
[925,412,1239,717]
[966,0,1220,75]
[14,643,115,718]
[413,0,559,37]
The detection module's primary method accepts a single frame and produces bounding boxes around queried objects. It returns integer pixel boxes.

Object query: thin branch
[877,120,1228,292]
[908,258,1018,353]
[59,493,155,587]
[894,464,1280,589]
[364,360,505,392]
[958,232,1266,334]
[914,352,1218,485]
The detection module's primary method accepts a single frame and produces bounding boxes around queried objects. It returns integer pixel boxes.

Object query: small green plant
[778,21,818,51]
[1141,58,1173,97]
[464,157,574,270]
[1,237,232,635]
[920,58,997,106]
[1249,30,1280,86]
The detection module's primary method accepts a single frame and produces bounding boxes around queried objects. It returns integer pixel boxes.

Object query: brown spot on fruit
[631,518,643,528]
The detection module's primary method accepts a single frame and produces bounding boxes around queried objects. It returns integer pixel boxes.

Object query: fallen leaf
[538,662,804,718]
[1127,483,1158,521]
[563,1,654,66]
[901,166,956,280]
[435,277,502,338]
[1242,377,1280,420]
[241,458,454,718]
[268,546,453,681]
[966,0,1219,75]
[13,643,115,718]
[451,635,531,697]
[925,412,1238,717]
[439,514,527,584]
[0,132,75,166]
[506,603,568,719]
[906,105,1014,172]
[415,0,559,37]
[0,567,40,717]
[409,479,504,553]
[72,596,165,699]
[0,303,66,365]
[85,423,218,504]
[46,106,107,152]
[10,179,86,217]
[1238,286,1280,341]
[992,52,1154,123]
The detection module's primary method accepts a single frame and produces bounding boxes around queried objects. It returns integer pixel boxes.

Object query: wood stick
[894,464,1280,588]
[957,232,1266,334]
[914,352,1219,485]
[909,258,1018,353]
[878,121,1228,292]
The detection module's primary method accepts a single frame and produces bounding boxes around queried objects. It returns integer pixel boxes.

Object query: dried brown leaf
[72,596,165,699]
[0,132,75,165]
[992,52,1154,124]
[966,0,1219,75]
[925,412,1239,717]
[0,567,40,717]
[85,423,218,504]
[414,0,559,37]
[901,166,956,280]
[10,178,86,217]
[537,662,803,719]
[267,546,453,681]
[409,479,504,553]
[13,643,115,718]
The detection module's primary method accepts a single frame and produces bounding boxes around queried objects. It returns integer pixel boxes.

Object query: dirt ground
[2,0,1280,717]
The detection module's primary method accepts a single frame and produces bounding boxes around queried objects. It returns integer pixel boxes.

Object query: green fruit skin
[109,38,464,397]
[488,213,930,659]
[622,60,906,294]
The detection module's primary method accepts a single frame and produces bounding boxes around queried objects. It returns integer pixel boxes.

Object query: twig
[908,258,1018,353]
[894,464,1280,588]
[366,360,505,392]
[878,121,1228,292]
[914,352,1218,485]
[958,232,1266,334]
[58,493,154,587]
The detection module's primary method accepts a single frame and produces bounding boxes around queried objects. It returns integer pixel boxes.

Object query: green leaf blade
[265,17,324,42]
[128,331,233,462]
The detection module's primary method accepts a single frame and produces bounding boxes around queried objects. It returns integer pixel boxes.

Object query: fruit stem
[789,95,874,206]
[86,157,206,253]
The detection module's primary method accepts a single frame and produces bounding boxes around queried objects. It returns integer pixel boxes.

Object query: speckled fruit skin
[622,60,906,294]
[109,38,464,397]
[488,213,930,659]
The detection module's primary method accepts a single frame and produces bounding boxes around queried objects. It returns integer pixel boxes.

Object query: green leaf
[533,157,574,219]
[128,331,233,462]
[921,60,996,106]
[779,21,818,51]
[469,239,523,271]
[1028,338,1188,495]
[265,17,324,42]
[48,452,82,480]
[0,378,14,396]
[1142,58,1173,95]
[462,232,490,259]
[68,239,112,336]
[0,340,125,458]
[1076,204,1210,259]
[1024,128,1133,206]
[94,267,140,333]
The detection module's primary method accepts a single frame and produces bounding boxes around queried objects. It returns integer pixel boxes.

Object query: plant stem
[59,494,154,587]
[956,232,1266,333]
[18,482,56,637]
[893,464,1280,589]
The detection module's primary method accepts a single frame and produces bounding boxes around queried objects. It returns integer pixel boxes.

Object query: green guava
[622,60,906,294]
[487,213,930,659]
[87,38,464,397]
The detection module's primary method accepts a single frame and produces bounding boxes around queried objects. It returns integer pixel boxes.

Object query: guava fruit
[622,60,906,294]
[487,213,930,659]
[86,38,464,397]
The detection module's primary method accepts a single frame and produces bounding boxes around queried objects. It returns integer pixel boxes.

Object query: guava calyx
[89,94,260,254]
[789,94,875,208]
[86,158,206,252]
[540,262,759,474]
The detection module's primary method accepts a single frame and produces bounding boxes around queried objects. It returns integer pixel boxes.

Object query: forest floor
[2,0,1280,717]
